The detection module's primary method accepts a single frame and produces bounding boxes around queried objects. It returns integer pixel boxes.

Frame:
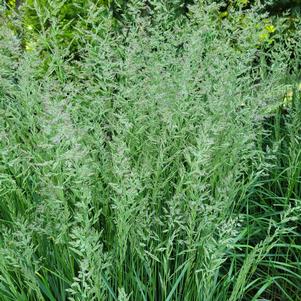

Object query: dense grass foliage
[1,1,301,300]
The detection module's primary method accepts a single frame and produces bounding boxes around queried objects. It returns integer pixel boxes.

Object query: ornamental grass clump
[0,1,301,300]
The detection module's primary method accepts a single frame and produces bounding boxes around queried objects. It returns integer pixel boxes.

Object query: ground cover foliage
[1,1,301,300]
